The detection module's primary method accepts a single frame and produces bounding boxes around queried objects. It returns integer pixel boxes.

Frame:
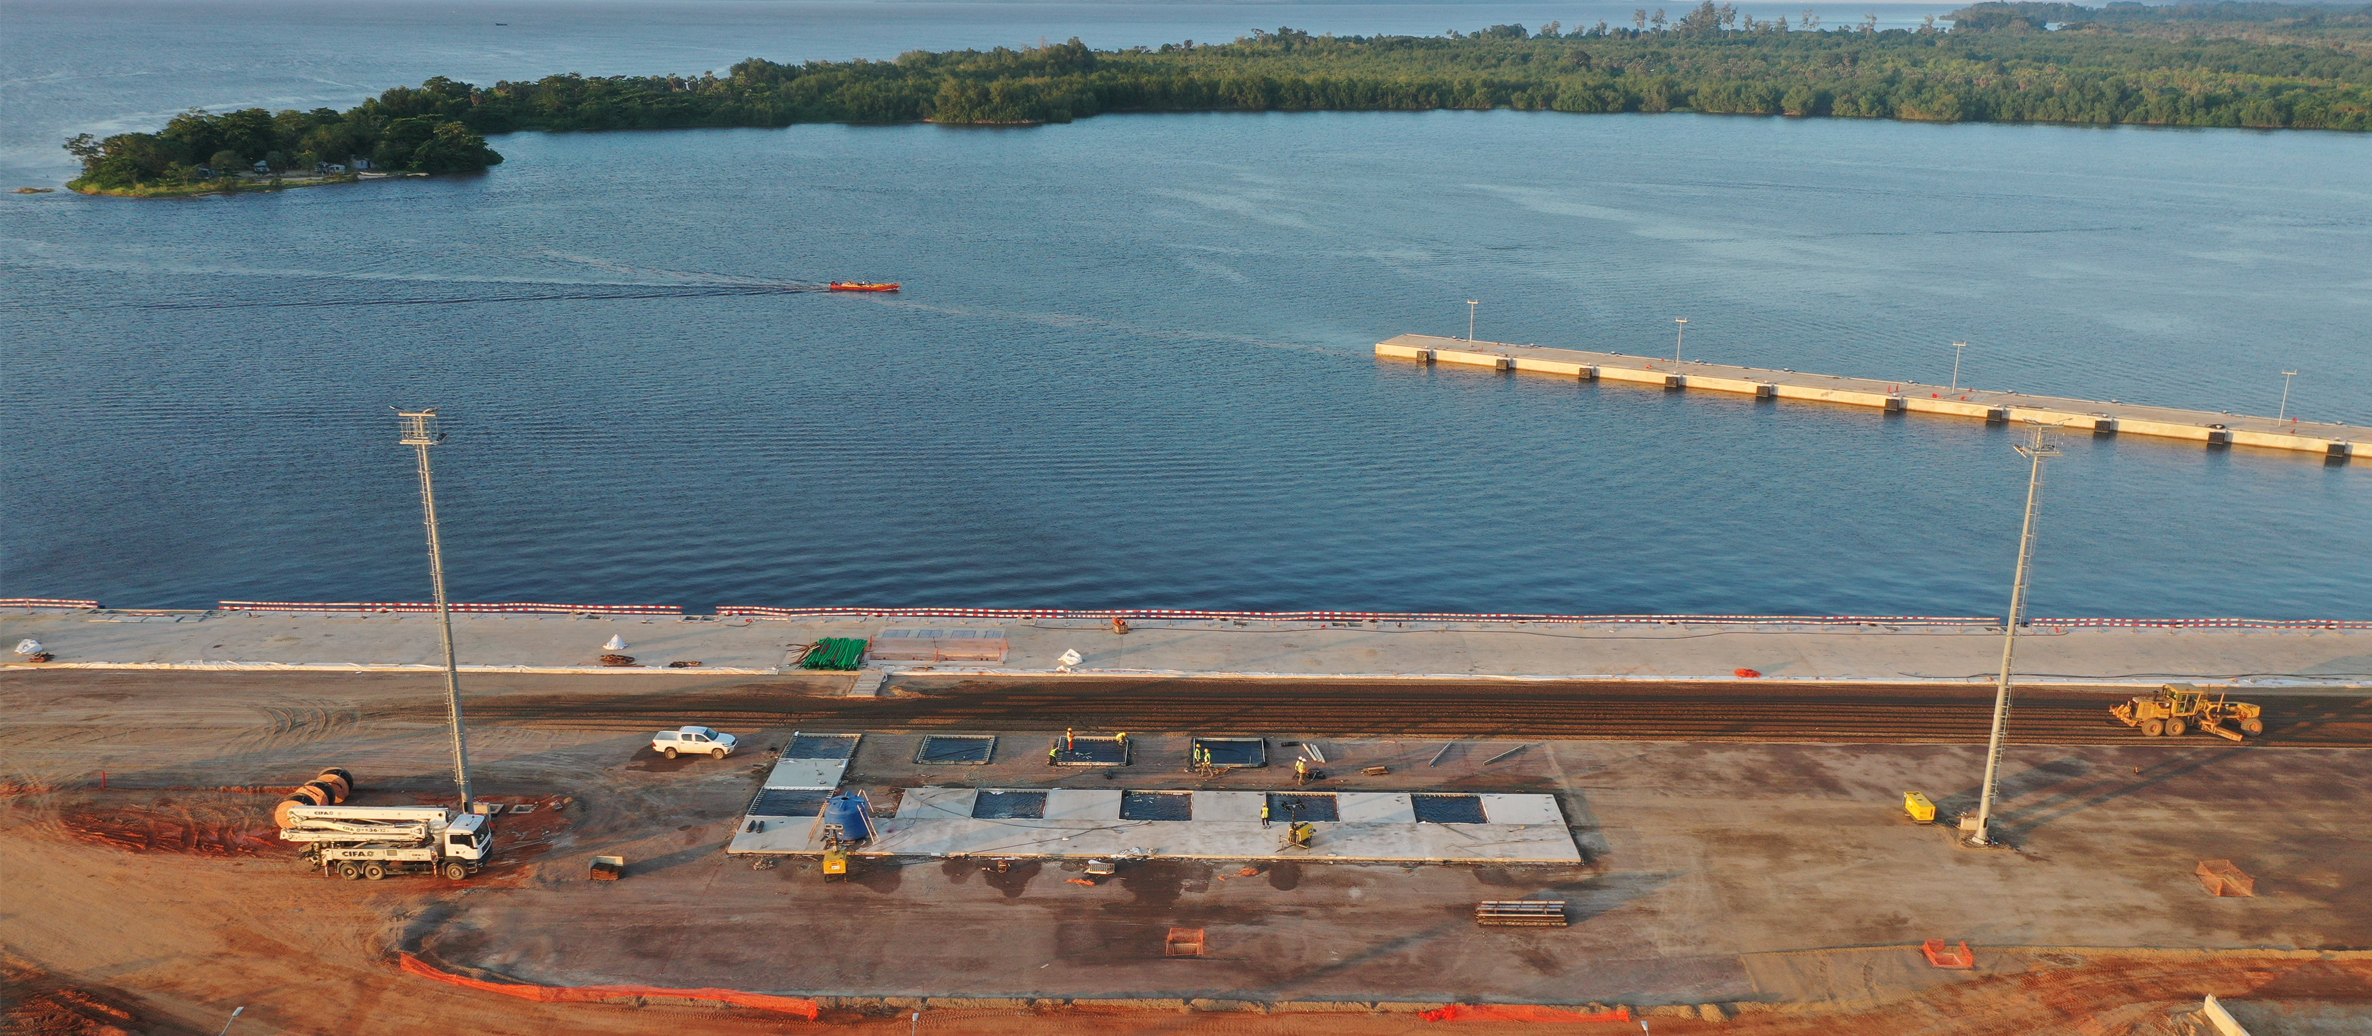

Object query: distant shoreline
[62,7,2372,195]
[69,173,385,199]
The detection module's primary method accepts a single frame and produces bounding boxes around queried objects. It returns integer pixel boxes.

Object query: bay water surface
[3,1,2368,618]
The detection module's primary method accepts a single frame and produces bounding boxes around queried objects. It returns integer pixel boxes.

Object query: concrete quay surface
[5,608,2369,687]
[1378,333,2368,459]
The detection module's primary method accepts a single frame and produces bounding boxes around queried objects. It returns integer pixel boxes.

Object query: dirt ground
[3,669,2369,1035]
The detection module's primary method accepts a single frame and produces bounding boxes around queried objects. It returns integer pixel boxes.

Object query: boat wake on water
[133,282,843,310]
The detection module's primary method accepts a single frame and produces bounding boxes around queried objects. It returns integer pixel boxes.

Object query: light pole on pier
[1969,423,2059,849]
[1673,318,1688,365]
[2279,370,2299,421]
[397,408,475,811]
[1466,300,1479,342]
[1951,342,1968,390]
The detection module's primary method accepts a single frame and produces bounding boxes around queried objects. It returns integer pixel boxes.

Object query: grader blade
[2200,719,2245,742]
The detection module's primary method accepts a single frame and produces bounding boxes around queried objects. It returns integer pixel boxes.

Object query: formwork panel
[747,788,831,817]
[1412,793,1489,825]
[786,734,859,760]
[1266,792,1340,822]
[972,790,1049,820]
[1120,791,1193,821]
[916,735,997,765]
[1052,735,1130,766]
[1192,737,1267,767]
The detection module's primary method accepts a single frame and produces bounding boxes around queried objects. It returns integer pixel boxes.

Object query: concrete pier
[1377,333,2365,459]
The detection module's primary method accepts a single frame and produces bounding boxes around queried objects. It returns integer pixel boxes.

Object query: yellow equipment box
[821,849,849,876]
[1903,792,1937,823]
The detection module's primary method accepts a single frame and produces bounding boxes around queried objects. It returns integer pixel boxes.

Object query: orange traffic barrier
[1420,1003,1631,1022]
[2197,860,2256,897]
[1922,940,1976,968]
[398,953,820,1019]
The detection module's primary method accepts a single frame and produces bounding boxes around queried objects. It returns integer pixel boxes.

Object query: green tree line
[67,2,2372,192]
[66,79,501,194]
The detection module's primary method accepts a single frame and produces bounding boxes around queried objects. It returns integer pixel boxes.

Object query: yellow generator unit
[1903,792,1937,823]
[2110,683,2264,741]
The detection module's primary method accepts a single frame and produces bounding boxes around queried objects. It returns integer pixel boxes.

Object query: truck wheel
[2141,719,2164,737]
[338,862,361,880]
[2166,718,2186,737]
[2241,718,2263,735]
[662,747,677,759]
[444,862,468,881]
[363,863,386,880]
[712,747,727,760]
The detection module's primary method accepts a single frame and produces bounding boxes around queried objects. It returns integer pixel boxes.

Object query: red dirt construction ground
[5,669,2372,1035]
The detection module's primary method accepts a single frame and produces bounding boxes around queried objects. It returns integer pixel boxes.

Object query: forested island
[66,2,2372,195]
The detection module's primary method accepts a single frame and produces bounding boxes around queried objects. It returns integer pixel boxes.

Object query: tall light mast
[398,408,474,809]
[1969,423,2058,847]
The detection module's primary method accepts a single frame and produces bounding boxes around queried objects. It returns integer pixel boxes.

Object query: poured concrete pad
[728,787,1578,863]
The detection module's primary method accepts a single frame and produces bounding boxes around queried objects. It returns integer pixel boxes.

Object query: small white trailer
[279,804,493,881]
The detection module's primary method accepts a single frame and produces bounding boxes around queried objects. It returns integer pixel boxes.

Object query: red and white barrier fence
[1,598,102,610]
[713,606,2372,630]
[219,600,681,616]
[2032,617,2371,629]
[14,597,2365,629]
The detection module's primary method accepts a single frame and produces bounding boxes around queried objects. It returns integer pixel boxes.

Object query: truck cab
[444,813,491,863]
[653,725,737,759]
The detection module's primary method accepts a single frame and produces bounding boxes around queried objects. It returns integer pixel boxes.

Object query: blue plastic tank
[821,793,873,844]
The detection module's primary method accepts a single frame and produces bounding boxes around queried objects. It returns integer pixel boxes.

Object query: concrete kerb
[7,660,2366,697]
[405,944,2372,1022]
[869,666,2371,693]
[0,661,781,676]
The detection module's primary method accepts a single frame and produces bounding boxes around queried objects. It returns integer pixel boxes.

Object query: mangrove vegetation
[67,2,2372,194]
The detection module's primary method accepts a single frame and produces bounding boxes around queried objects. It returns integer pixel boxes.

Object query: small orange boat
[828,282,901,292]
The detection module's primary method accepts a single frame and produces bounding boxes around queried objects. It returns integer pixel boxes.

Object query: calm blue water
[3,2,2368,618]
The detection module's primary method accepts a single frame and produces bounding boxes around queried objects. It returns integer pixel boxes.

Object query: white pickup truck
[653,725,737,759]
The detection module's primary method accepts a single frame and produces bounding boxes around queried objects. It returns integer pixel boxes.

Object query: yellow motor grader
[2111,683,2264,740]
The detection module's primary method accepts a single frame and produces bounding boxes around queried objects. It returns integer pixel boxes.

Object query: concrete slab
[913,734,997,765]
[1192,791,1265,822]
[895,787,977,820]
[730,816,1579,863]
[1042,789,1122,821]
[730,785,1579,863]
[1337,792,1416,823]
[1481,794,1567,826]
[762,757,848,791]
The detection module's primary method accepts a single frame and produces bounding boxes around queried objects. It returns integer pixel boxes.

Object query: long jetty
[1377,334,2363,460]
